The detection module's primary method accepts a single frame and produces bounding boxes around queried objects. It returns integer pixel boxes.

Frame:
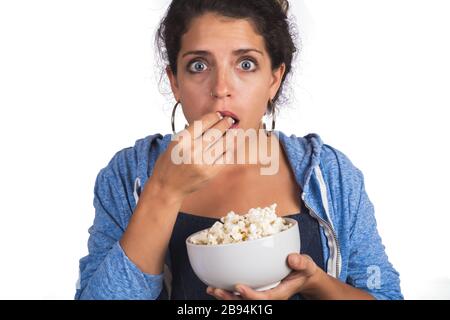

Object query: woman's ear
[166,65,180,101]
[270,63,286,99]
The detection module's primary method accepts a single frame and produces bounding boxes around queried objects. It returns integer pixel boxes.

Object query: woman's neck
[221,126,281,176]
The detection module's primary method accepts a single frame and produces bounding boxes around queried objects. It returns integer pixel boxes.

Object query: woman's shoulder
[99,133,170,177]
[281,131,365,197]
[321,143,363,177]
[312,136,367,216]
[92,133,172,215]
[91,133,171,209]
[279,130,363,178]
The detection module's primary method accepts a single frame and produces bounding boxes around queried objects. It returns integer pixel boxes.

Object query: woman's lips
[218,110,240,128]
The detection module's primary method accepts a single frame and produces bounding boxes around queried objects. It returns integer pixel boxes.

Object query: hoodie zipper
[302,192,341,278]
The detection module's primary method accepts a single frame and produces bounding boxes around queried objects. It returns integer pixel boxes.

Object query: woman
[75,0,402,300]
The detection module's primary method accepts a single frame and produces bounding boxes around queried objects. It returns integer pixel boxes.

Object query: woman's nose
[211,67,232,99]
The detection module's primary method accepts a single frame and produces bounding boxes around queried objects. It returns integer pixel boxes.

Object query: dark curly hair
[154,0,300,110]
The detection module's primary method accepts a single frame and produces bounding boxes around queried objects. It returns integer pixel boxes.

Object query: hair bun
[275,0,289,15]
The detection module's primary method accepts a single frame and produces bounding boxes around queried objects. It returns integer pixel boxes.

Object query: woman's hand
[121,112,238,275]
[207,253,320,300]
[143,111,237,203]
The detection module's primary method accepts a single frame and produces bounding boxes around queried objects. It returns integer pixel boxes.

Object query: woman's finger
[207,287,242,300]
[212,129,239,165]
[234,285,271,300]
[202,116,234,152]
[187,111,224,139]
[288,254,317,277]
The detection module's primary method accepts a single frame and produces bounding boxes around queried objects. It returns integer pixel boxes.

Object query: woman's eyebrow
[182,48,263,58]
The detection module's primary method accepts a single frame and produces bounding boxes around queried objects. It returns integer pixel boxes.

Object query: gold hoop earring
[171,100,188,135]
[262,98,276,137]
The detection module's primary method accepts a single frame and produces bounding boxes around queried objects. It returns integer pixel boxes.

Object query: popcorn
[188,203,293,245]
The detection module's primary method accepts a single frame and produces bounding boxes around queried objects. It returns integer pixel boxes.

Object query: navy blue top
[160,201,324,300]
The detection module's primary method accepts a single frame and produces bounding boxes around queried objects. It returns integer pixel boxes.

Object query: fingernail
[227,117,234,125]
[216,112,223,120]
[236,286,244,294]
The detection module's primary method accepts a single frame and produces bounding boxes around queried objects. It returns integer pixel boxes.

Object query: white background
[0,0,449,299]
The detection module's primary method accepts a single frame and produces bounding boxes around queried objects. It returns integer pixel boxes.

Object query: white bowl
[186,218,300,292]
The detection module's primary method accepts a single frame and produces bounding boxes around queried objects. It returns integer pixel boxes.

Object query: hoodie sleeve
[75,166,164,300]
[346,168,403,300]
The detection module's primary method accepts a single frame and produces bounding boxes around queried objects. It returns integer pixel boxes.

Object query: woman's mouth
[218,110,240,128]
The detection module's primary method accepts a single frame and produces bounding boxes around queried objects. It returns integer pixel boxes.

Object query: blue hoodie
[75,131,403,300]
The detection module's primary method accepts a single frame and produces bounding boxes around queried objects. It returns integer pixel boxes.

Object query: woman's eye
[188,58,257,73]
[188,60,208,73]
[240,59,257,71]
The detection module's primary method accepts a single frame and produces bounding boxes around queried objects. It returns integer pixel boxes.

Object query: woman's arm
[320,146,403,300]
[301,267,375,300]
[76,166,171,300]
[120,177,183,275]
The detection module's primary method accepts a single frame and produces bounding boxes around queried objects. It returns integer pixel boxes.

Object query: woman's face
[166,12,286,131]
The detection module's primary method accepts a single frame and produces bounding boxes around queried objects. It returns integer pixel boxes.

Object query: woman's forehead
[181,13,265,55]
